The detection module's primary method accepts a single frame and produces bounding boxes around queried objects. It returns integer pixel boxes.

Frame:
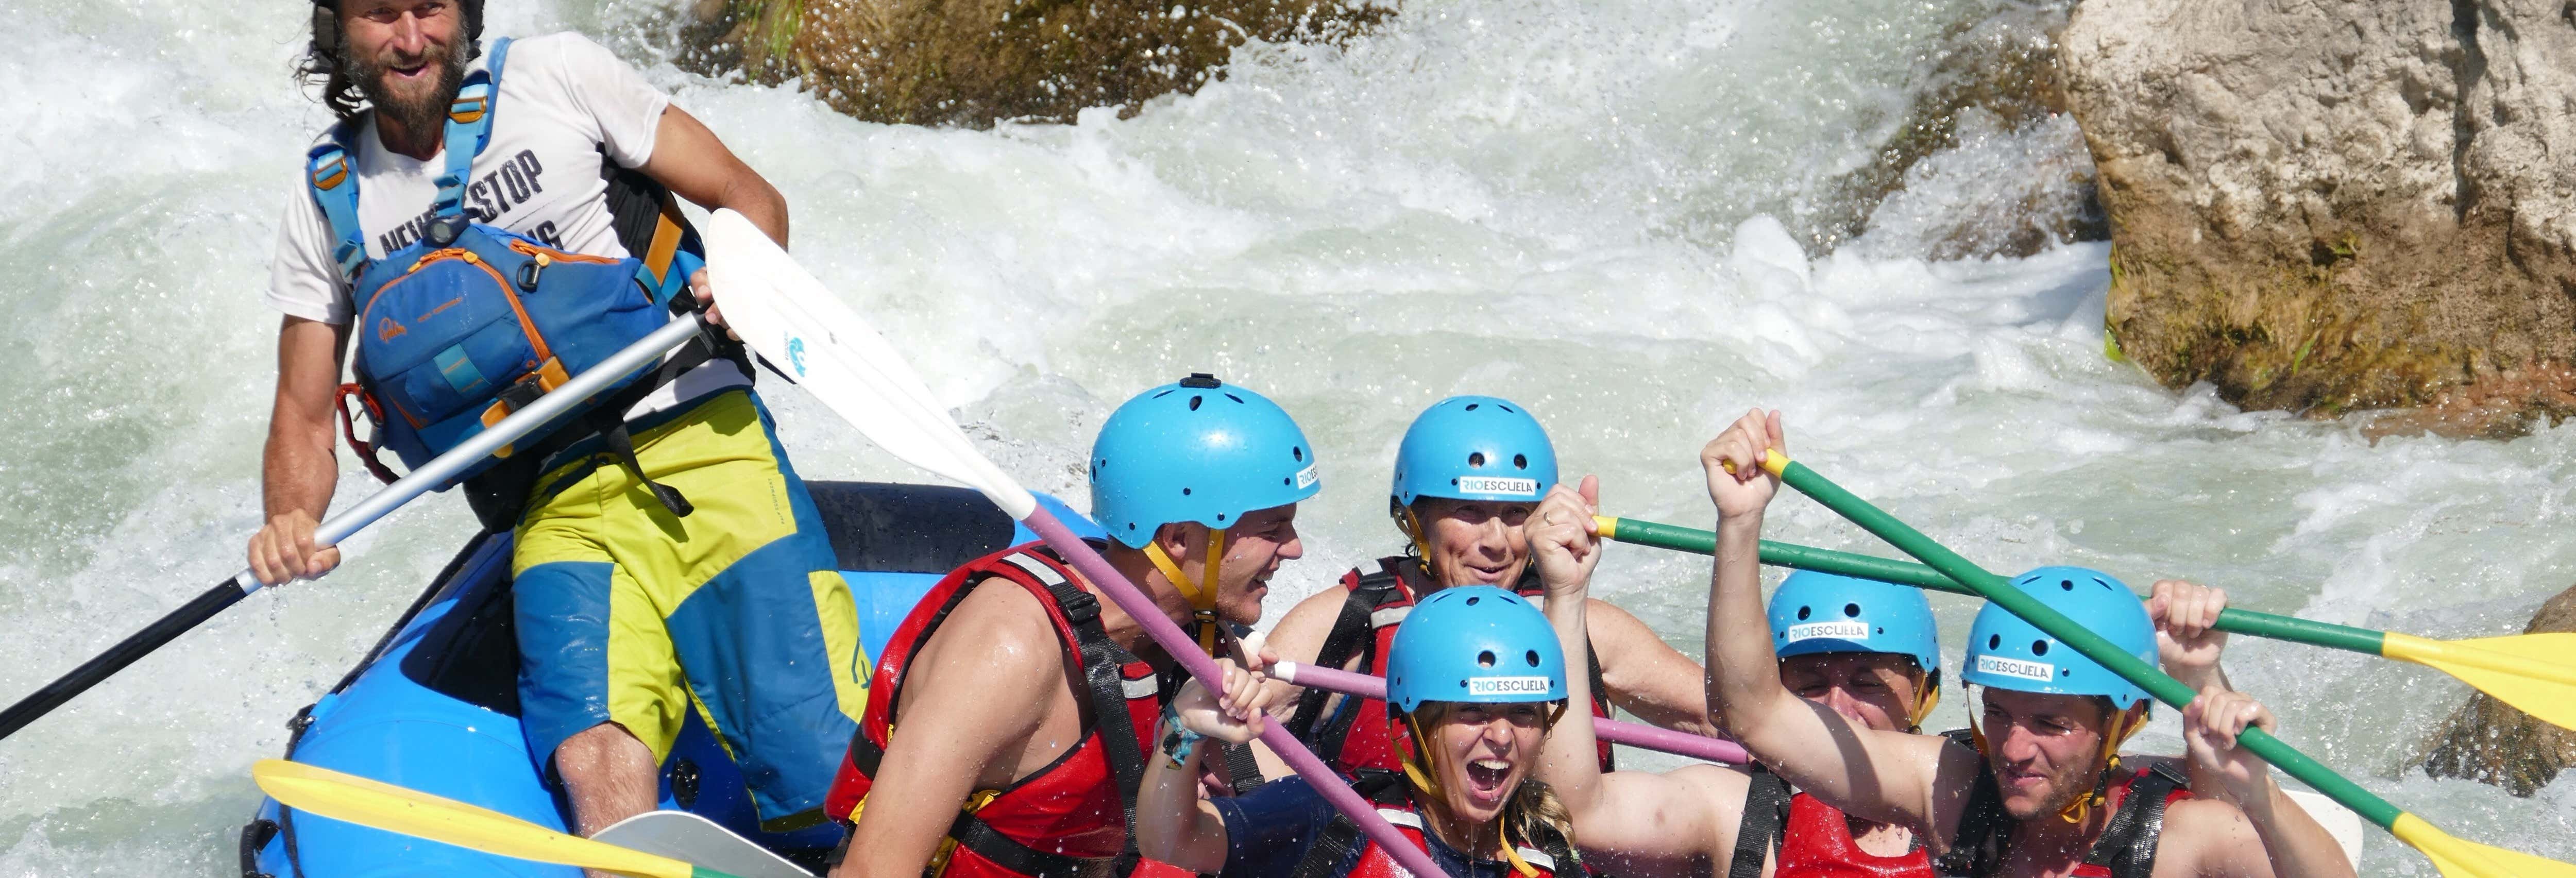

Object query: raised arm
[2167,689,2358,878]
[2145,578,2243,801]
[1587,600,1717,736]
[1137,659,1274,871]
[833,582,1058,878]
[1698,410,1967,838]
[1529,479,1748,876]
[247,315,350,586]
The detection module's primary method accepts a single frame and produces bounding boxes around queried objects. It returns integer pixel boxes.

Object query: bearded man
[248,0,868,846]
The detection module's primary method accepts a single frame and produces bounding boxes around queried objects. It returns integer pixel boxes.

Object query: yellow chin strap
[2054,704,2144,825]
[1904,678,1941,734]
[1142,525,1225,655]
[1397,506,1438,574]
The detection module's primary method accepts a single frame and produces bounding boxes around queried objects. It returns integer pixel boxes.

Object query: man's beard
[2002,758,2102,821]
[344,38,470,143]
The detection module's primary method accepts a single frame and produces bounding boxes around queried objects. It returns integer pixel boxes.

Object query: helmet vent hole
[1875,626,1885,634]
[1294,446,1304,462]
[1217,513,1227,521]
[1151,389,1176,399]
[1796,606,1812,620]
[1500,404,1515,413]
[1513,454,1528,469]
[2030,640,2049,656]
[1188,395,1204,411]
[2059,579,2075,591]
[1477,650,1497,667]
[1468,452,1486,467]
[2091,577,2113,590]
[1282,477,1292,486]
[1987,634,2001,649]
[1181,487,1192,496]
[1225,393,1244,404]
[1843,603,1861,618]
[1465,403,1481,411]
[1465,595,1481,606]
[2061,668,2073,677]
[1524,650,1541,667]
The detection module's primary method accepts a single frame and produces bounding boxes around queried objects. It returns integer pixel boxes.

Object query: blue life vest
[308,38,708,509]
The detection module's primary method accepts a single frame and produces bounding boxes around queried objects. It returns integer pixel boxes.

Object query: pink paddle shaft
[1021,508,1458,878]
[1273,662,1751,765]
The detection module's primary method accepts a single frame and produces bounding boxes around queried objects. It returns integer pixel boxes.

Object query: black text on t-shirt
[374,148,561,255]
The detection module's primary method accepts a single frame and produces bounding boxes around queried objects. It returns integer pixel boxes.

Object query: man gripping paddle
[1696,409,2354,878]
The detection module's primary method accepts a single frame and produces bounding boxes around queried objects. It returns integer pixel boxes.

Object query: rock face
[2058,0,2576,426]
[2409,585,2576,797]
[682,0,1387,128]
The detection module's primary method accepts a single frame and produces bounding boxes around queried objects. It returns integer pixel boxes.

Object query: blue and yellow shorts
[511,388,865,829]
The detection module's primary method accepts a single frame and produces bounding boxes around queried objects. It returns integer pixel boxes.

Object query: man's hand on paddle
[687,268,741,341]
[1529,475,1603,601]
[2182,687,2279,808]
[1702,408,1785,523]
[2148,579,2232,691]
[248,510,340,586]
[1172,657,1280,745]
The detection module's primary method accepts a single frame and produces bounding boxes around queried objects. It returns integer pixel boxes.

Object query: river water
[4,0,2572,873]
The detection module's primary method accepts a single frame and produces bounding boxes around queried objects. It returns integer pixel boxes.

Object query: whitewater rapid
[4,0,2572,873]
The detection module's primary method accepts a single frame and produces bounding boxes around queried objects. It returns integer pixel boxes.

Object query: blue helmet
[1384,586,1566,713]
[1089,374,1321,548]
[1961,566,2156,710]
[1768,570,1940,674]
[1391,396,1558,508]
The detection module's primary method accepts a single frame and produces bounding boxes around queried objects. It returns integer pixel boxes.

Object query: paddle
[700,209,1457,878]
[1595,515,2576,732]
[253,759,747,878]
[1738,447,2576,877]
[0,315,711,742]
[1270,661,1751,765]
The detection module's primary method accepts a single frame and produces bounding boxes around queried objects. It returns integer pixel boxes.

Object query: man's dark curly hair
[295,1,486,123]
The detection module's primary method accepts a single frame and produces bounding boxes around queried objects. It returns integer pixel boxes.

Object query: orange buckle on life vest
[476,358,574,458]
[447,94,488,125]
[310,156,349,191]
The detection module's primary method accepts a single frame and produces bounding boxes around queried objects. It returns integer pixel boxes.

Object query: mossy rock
[681,0,1391,128]
[2407,585,2576,798]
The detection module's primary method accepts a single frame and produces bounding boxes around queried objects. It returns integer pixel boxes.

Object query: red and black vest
[1731,768,1933,878]
[1283,557,1615,778]
[1292,770,1585,878]
[824,544,1190,878]
[1733,740,2191,878]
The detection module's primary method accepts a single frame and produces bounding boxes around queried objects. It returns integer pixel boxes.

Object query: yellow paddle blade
[2392,813,2576,878]
[2381,632,2576,731]
[252,760,699,878]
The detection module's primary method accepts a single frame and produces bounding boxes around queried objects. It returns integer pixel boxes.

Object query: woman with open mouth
[1139,584,1591,878]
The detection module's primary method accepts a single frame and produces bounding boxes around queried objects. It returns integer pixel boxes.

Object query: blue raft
[241,481,1101,876]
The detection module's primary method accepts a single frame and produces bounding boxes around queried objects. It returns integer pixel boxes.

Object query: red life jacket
[1283,557,1615,777]
[1733,768,1934,878]
[1928,729,2194,878]
[1294,770,1584,878]
[823,544,1190,878]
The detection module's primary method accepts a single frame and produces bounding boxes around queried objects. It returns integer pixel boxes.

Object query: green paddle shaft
[1767,458,2408,831]
[1599,516,2389,656]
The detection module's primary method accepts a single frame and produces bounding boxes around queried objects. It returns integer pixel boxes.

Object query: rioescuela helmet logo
[1456,476,1539,496]
[1784,620,1869,643]
[1465,676,1554,696]
[377,315,406,342]
[1974,654,2056,683]
[788,336,808,376]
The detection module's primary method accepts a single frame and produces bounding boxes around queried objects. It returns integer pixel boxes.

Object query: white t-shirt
[268,32,743,413]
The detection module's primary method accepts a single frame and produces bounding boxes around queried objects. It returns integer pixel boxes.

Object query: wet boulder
[680,0,1389,128]
[2408,585,2576,797]
[2057,0,2576,428]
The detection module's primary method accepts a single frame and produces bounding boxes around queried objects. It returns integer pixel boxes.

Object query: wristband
[1160,704,1208,769]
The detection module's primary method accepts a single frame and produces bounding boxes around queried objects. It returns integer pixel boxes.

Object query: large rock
[2058,0,2576,427]
[681,0,1388,128]
[2408,585,2576,797]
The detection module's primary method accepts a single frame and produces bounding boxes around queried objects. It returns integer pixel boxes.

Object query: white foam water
[3,0,2572,872]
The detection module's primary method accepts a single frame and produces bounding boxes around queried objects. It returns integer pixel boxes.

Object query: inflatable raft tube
[239,481,1101,877]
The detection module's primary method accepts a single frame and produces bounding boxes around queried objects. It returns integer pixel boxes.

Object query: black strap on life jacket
[1284,560,1408,762]
[2079,762,2187,878]
[1729,766,1793,878]
[1931,728,2007,878]
[1289,770,1410,878]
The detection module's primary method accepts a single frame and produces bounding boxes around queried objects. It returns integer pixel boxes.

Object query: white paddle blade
[592,811,814,878]
[703,209,1039,519]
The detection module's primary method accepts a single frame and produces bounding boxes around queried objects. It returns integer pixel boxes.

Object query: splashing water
[3,0,2572,873]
